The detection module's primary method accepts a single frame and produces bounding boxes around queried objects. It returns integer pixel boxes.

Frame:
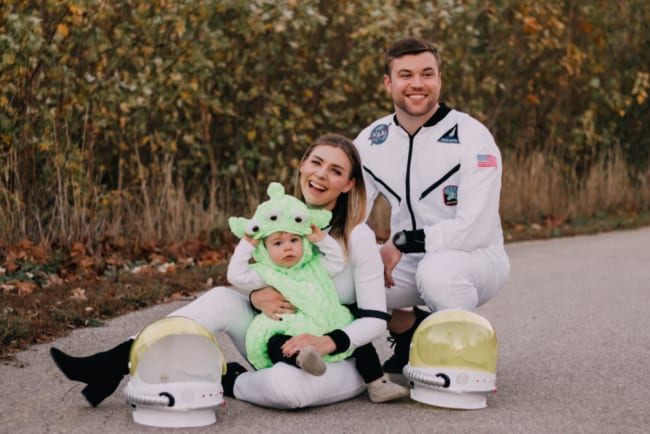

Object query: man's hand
[281,334,336,357]
[249,286,296,320]
[380,239,402,288]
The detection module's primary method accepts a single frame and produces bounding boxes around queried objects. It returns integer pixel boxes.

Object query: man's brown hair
[384,36,441,76]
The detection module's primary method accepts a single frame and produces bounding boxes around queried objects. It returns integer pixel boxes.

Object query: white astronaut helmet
[122,316,227,428]
[402,308,498,410]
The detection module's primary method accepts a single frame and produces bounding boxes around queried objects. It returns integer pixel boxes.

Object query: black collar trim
[392,103,451,129]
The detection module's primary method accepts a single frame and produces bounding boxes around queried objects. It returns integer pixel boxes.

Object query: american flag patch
[477,154,497,168]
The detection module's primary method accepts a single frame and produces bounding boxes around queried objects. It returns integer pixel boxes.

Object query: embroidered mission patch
[369,124,390,145]
[438,124,460,143]
[443,185,458,206]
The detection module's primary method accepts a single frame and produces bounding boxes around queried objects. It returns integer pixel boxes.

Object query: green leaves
[1,0,648,248]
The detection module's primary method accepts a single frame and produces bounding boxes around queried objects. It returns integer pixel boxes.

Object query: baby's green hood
[228,182,331,240]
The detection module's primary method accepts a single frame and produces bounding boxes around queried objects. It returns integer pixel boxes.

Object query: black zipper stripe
[419,163,461,200]
[405,132,418,230]
[362,166,401,203]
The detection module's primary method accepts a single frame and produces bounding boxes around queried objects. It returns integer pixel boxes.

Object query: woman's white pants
[171,286,366,409]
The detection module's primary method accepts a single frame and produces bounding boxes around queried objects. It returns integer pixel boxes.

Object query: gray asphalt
[2,226,649,434]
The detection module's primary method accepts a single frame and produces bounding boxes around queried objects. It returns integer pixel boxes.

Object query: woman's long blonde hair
[294,133,367,252]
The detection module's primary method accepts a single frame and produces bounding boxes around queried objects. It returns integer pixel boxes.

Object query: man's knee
[415,259,478,310]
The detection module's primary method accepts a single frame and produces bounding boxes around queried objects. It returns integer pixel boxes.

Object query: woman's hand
[281,334,336,357]
[380,240,402,287]
[249,286,296,321]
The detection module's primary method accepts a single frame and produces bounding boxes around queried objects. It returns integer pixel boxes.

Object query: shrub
[1,0,648,250]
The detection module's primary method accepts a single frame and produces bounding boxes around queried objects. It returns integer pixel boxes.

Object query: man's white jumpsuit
[354,104,510,312]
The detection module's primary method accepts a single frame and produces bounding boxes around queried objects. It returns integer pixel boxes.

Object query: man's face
[264,232,304,268]
[384,51,442,122]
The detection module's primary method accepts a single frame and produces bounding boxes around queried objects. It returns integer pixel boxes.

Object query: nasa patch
[369,124,390,145]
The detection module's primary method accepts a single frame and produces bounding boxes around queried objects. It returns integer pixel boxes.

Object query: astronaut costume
[354,103,510,312]
[227,182,354,370]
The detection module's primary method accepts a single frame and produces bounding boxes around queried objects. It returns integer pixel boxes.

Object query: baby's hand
[306,224,325,243]
[243,233,259,247]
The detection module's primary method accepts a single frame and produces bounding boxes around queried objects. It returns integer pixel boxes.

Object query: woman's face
[299,145,355,211]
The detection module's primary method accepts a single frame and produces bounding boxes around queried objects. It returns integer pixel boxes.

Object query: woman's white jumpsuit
[171,223,387,408]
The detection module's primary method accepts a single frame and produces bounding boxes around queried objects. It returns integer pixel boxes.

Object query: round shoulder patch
[369,123,390,145]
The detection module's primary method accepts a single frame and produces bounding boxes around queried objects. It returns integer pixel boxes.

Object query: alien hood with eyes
[228,182,332,268]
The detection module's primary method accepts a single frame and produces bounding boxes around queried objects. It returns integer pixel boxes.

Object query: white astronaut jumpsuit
[354,104,510,312]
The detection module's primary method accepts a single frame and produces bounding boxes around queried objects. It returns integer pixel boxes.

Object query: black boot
[382,307,430,374]
[222,362,248,398]
[50,339,133,407]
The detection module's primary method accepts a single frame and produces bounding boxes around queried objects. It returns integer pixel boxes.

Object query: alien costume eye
[265,209,280,222]
[293,211,308,224]
[246,219,261,234]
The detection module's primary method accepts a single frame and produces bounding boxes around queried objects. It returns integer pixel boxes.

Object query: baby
[227,182,408,403]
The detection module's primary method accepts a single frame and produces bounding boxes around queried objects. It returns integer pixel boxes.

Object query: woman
[50,133,391,409]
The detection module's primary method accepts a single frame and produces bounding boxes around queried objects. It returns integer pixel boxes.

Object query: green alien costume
[228,182,355,370]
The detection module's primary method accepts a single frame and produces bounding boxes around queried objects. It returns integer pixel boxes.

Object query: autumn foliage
[1,1,649,267]
[1,0,650,358]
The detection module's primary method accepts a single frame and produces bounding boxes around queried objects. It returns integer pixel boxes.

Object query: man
[354,36,510,373]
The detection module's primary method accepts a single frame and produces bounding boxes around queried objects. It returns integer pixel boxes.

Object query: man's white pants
[385,245,510,312]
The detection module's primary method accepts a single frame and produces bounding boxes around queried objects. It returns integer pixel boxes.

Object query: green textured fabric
[229,182,355,370]
[245,248,355,370]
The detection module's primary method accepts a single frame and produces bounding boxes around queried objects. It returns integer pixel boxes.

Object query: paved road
[2,227,649,434]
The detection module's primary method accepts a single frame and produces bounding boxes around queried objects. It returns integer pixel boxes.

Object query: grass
[2,148,650,361]
[1,262,229,361]
[3,209,650,362]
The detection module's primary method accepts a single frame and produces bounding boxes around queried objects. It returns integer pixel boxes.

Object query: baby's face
[264,232,304,268]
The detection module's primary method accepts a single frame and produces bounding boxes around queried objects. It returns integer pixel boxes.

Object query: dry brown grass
[2,150,650,362]
[500,150,649,231]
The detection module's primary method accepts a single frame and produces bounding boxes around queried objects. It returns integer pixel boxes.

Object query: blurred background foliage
[1,0,649,251]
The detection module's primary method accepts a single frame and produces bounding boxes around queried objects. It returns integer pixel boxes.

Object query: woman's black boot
[382,307,430,374]
[50,339,133,407]
[222,362,248,397]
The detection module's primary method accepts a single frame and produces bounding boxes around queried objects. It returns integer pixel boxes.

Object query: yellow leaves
[55,23,69,39]
[38,142,52,152]
[636,94,647,105]
[189,77,199,91]
[522,16,541,34]
[246,130,257,141]
[2,52,15,66]
[175,19,186,37]
[68,4,84,15]
[632,72,649,105]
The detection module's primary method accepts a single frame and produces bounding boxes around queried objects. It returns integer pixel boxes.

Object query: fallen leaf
[45,273,64,287]
[70,287,87,301]
[157,263,177,274]
[12,280,37,296]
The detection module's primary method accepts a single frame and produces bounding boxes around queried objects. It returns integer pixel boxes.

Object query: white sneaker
[367,374,410,403]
